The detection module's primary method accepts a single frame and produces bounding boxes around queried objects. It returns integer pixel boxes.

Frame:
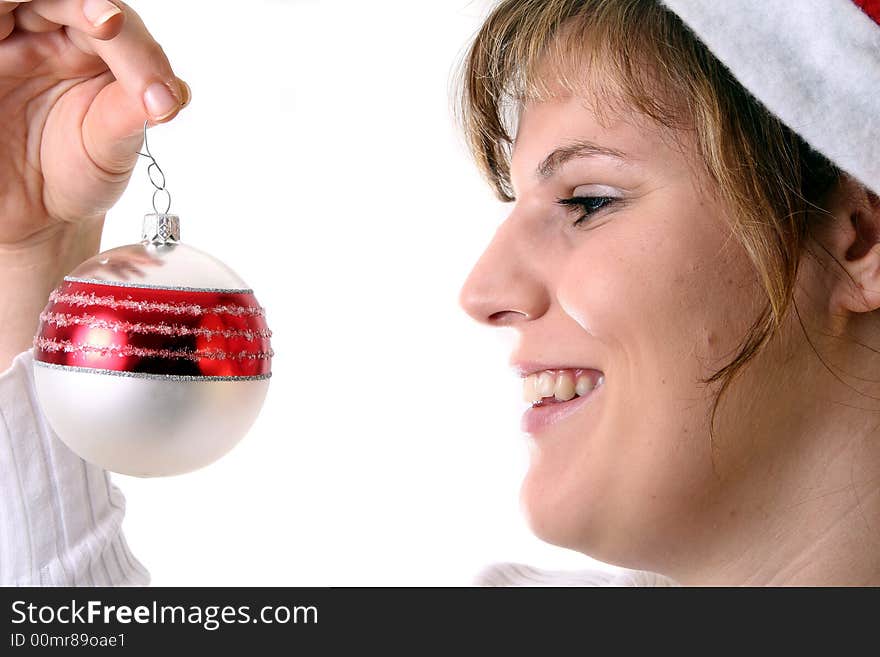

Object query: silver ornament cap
[142,213,180,244]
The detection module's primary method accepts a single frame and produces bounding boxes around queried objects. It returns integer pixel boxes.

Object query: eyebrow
[536,140,631,179]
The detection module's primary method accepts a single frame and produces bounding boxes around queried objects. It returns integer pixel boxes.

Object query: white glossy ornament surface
[34,365,270,477]
[66,240,251,291]
[32,224,272,477]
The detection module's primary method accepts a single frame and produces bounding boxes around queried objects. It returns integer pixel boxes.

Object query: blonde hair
[457,0,841,437]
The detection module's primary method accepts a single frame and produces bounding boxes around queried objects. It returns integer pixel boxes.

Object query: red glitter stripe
[35,279,273,376]
[48,290,264,317]
[35,337,274,363]
[40,311,273,341]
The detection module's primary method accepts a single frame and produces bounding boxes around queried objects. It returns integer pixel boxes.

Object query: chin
[518,465,606,554]
[518,461,663,570]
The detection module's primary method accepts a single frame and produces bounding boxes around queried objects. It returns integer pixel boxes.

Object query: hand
[0,0,190,370]
[0,0,190,246]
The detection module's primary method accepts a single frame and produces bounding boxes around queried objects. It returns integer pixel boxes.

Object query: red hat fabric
[854,0,880,23]
[661,0,880,194]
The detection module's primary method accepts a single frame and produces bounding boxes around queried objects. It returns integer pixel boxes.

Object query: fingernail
[83,0,122,27]
[144,82,180,120]
[178,79,192,108]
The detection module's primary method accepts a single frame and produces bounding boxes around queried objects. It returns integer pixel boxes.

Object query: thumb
[82,74,190,176]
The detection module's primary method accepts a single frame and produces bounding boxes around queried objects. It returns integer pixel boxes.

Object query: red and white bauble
[32,214,272,477]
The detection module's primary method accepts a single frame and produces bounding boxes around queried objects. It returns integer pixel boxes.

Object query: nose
[459,216,551,326]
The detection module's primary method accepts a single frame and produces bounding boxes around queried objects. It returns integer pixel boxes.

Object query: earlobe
[826,181,880,315]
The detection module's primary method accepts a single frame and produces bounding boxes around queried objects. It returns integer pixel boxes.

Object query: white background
[107,0,614,585]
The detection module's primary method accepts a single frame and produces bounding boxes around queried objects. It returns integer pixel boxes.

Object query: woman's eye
[556,195,617,226]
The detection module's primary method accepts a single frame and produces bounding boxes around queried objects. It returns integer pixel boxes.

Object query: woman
[3,0,879,587]
[0,0,188,584]
[458,0,880,585]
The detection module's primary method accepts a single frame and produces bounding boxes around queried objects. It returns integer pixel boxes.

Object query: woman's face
[459,92,781,571]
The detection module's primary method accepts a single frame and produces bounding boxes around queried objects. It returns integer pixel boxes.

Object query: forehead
[510,94,689,186]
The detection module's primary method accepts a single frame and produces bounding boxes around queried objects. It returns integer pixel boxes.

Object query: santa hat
[660,0,880,195]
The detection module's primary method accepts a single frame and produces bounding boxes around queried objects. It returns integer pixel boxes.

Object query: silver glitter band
[33,360,273,382]
[63,276,254,295]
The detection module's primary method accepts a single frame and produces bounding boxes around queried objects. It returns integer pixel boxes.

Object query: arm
[0,0,190,585]
[0,223,102,371]
[0,0,191,366]
[0,348,150,585]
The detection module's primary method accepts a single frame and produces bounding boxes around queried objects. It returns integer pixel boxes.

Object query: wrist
[0,219,104,371]
[0,219,103,269]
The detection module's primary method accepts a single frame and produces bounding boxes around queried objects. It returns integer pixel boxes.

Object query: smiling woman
[457,0,880,585]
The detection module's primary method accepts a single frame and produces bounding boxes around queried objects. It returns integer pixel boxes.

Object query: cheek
[558,205,760,397]
[528,204,764,552]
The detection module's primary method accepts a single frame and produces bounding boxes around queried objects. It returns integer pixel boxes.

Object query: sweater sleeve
[472,562,678,586]
[0,349,149,586]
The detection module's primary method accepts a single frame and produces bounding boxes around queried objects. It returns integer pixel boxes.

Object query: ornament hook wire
[136,120,172,215]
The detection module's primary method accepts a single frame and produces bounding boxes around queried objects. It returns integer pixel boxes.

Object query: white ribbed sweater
[0,349,149,586]
[1,349,673,587]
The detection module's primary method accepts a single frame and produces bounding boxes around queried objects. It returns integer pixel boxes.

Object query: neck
[695,447,880,586]
[673,314,880,586]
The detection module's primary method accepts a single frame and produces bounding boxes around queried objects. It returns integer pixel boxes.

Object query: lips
[515,365,605,434]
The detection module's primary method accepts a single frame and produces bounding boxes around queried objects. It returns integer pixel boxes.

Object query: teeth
[523,375,541,403]
[522,369,602,404]
[536,372,556,398]
[575,374,594,397]
[554,372,576,401]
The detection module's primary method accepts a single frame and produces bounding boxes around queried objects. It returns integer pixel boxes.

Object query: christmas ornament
[32,123,273,477]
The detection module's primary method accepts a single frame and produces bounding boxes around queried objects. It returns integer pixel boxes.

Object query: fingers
[5,0,192,179]
[94,20,184,123]
[10,4,57,33]
[80,0,122,30]
[0,13,13,40]
[81,69,190,177]
[0,2,18,40]
[3,2,186,124]
[81,73,175,175]
[15,0,123,39]
[65,5,186,124]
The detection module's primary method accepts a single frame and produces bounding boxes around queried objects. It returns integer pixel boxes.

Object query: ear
[821,176,880,315]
